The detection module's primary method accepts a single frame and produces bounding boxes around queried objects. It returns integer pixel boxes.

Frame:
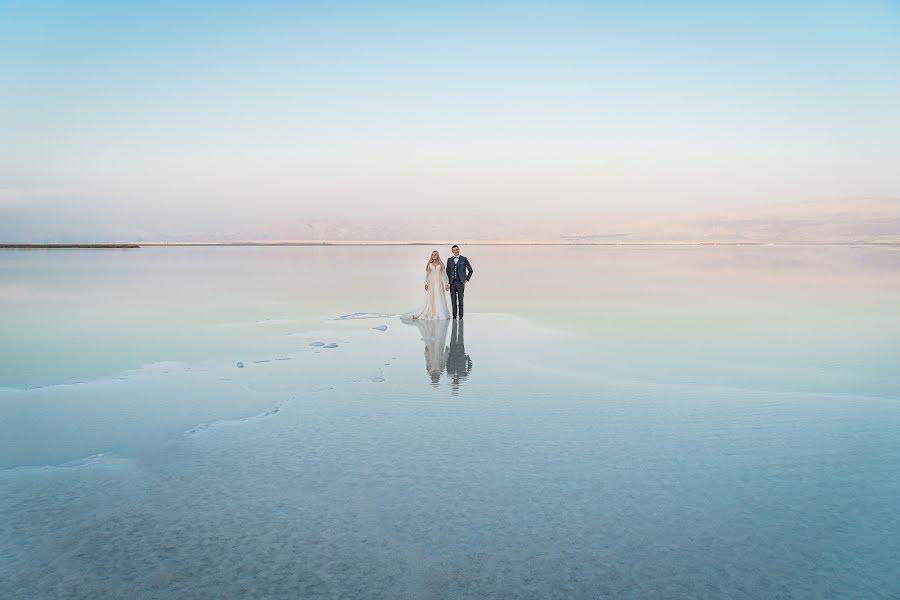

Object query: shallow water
[2,245,899,598]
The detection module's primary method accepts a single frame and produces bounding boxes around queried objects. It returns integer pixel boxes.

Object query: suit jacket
[446,255,473,284]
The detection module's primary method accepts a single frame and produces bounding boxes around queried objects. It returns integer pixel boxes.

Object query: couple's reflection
[444,320,472,393]
[403,318,472,391]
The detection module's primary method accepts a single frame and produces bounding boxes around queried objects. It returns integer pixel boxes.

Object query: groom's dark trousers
[450,280,465,319]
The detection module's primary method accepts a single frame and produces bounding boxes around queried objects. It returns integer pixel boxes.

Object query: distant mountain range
[227,199,900,244]
[4,199,899,245]
[556,199,900,245]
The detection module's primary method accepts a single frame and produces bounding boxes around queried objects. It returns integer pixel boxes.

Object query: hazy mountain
[2,199,898,244]
[241,199,900,244]
[560,199,900,244]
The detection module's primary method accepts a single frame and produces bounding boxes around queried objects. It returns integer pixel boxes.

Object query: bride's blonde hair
[426,250,444,270]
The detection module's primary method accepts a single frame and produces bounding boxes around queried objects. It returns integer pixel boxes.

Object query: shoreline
[1,241,898,249]
[0,244,141,249]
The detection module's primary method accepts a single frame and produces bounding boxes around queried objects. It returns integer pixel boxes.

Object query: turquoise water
[2,245,899,598]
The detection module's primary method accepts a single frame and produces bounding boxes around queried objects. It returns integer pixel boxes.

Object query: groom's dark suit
[446,255,474,319]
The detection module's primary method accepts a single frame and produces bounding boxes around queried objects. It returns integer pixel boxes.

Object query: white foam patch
[0,453,135,476]
[185,406,282,436]
[250,357,292,364]
[337,312,397,320]
[0,361,189,394]
[180,385,335,440]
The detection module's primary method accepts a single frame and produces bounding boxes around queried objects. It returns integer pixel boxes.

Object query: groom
[446,244,474,319]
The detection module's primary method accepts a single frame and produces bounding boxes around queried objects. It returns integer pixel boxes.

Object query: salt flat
[1,245,899,599]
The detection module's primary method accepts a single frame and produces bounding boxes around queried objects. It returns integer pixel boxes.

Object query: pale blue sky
[1,0,899,238]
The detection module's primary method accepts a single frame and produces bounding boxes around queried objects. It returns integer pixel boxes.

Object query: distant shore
[0,244,141,249]
[138,240,900,247]
[1,241,897,249]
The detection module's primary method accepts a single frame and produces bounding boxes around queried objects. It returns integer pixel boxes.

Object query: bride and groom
[402,245,474,321]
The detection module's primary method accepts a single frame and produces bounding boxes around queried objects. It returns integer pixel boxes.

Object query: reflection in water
[402,318,449,386]
[444,320,472,394]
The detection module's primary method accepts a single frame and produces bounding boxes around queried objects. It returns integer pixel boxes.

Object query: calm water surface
[2,245,899,599]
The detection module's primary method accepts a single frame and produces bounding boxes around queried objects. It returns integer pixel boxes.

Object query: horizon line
[3,241,899,249]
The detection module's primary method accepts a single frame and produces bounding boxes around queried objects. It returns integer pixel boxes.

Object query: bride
[402,250,451,320]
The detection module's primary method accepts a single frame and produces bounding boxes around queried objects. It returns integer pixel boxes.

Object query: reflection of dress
[402,262,450,321]
[402,318,449,385]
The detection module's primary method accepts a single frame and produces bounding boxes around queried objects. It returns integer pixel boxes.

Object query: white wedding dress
[401,262,450,321]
